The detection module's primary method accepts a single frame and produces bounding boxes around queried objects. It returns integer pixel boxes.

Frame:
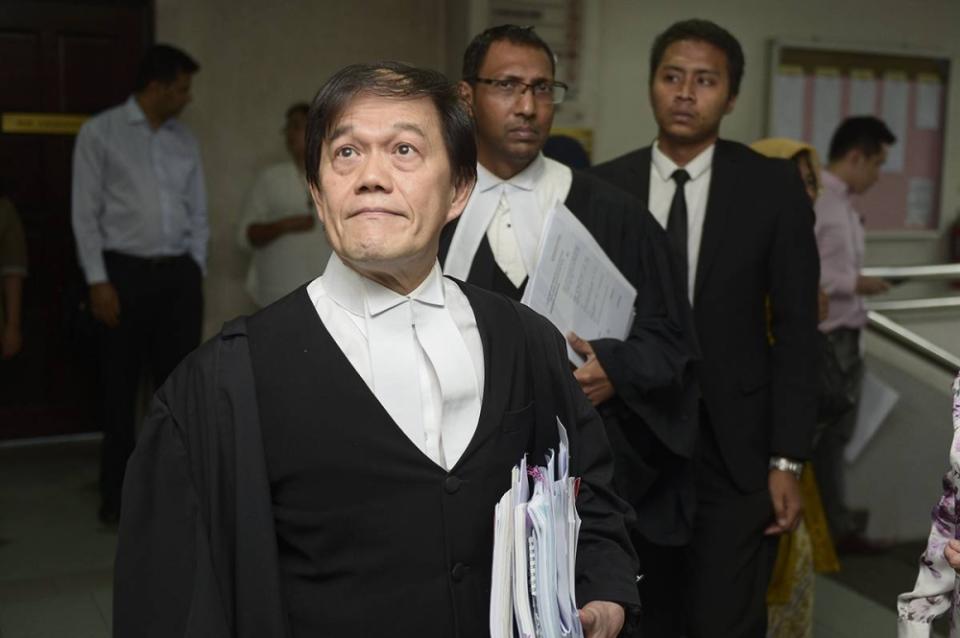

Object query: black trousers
[632,535,686,637]
[98,251,202,509]
[813,327,863,538]
[685,412,779,638]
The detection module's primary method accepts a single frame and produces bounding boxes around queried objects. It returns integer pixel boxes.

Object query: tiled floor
[0,438,947,637]
[0,439,114,638]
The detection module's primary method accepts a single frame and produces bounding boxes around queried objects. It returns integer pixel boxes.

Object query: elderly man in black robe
[114,62,639,638]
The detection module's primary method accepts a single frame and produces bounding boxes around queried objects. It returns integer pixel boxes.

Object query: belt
[103,251,188,267]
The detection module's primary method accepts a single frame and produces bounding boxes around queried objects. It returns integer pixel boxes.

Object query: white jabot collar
[444,154,571,280]
[320,252,445,318]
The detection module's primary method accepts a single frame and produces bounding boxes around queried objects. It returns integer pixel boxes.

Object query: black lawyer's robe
[439,169,701,546]
[113,280,640,638]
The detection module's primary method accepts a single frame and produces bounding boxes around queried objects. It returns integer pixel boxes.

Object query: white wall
[156,0,446,337]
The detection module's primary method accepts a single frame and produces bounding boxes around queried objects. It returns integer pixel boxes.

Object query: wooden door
[0,1,152,439]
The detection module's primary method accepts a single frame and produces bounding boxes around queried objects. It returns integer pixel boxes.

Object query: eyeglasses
[468,77,569,104]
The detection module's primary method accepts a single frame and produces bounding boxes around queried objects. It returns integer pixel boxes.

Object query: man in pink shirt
[814,115,895,551]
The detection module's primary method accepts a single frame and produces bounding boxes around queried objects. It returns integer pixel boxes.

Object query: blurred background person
[236,102,332,307]
[814,116,896,552]
[71,43,206,525]
[0,187,27,360]
[542,133,591,169]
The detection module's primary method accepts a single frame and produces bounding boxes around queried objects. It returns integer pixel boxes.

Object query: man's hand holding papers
[520,204,637,368]
[579,600,625,638]
[567,333,615,407]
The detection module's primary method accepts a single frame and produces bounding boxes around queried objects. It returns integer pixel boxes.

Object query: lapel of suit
[450,281,522,467]
[694,139,738,301]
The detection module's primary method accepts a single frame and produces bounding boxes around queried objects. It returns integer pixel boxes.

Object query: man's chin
[660,125,718,147]
[504,143,543,167]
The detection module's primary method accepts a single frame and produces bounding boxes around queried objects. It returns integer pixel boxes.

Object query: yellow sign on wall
[1,113,89,135]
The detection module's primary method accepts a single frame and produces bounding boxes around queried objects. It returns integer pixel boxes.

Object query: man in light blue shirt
[71,43,206,524]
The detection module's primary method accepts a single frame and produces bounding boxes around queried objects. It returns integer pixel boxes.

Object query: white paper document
[490,421,584,638]
[848,73,877,116]
[812,72,842,163]
[521,203,637,366]
[906,178,935,228]
[772,71,806,140]
[915,79,942,130]
[844,371,900,463]
[881,76,909,173]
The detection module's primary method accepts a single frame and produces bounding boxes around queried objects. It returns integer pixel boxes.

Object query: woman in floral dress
[898,372,960,636]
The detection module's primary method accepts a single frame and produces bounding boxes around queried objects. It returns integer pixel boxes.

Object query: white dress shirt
[443,154,573,283]
[236,160,332,307]
[648,142,714,302]
[71,96,208,284]
[306,254,484,469]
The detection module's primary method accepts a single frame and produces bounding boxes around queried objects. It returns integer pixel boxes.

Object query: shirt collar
[651,141,715,183]
[820,170,849,197]
[320,252,446,318]
[125,94,177,130]
[476,153,546,193]
[125,96,148,125]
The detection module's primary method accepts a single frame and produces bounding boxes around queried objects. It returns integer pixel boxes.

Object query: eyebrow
[661,64,721,76]
[493,73,552,83]
[327,121,428,142]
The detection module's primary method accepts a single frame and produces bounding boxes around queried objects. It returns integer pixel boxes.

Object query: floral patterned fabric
[897,372,960,636]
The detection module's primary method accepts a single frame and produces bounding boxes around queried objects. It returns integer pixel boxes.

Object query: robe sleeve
[114,388,231,637]
[768,161,821,460]
[589,203,700,457]
[539,323,641,612]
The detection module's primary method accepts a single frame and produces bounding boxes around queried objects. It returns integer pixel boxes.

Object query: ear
[457,81,475,117]
[724,92,738,115]
[308,183,328,225]
[445,176,476,224]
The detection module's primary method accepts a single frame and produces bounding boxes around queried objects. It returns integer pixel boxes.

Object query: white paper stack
[520,203,637,366]
[490,420,583,638]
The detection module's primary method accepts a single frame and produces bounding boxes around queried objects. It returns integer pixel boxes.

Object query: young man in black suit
[592,19,820,637]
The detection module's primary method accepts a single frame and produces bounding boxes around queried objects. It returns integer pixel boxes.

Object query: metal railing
[861,263,960,281]
[866,311,960,373]
[858,263,960,374]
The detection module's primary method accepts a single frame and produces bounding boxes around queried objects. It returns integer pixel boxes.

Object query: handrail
[869,296,960,312]
[866,311,960,373]
[861,263,960,281]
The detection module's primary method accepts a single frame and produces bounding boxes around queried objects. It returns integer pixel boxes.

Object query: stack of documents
[490,421,584,638]
[520,203,637,366]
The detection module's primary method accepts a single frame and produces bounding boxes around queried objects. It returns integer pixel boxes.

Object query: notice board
[766,42,950,231]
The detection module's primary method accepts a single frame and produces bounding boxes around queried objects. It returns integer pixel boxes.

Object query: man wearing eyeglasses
[440,24,699,624]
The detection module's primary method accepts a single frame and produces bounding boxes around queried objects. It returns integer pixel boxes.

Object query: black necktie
[667,169,691,294]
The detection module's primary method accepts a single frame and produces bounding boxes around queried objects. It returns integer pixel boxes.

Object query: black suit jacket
[592,140,820,491]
